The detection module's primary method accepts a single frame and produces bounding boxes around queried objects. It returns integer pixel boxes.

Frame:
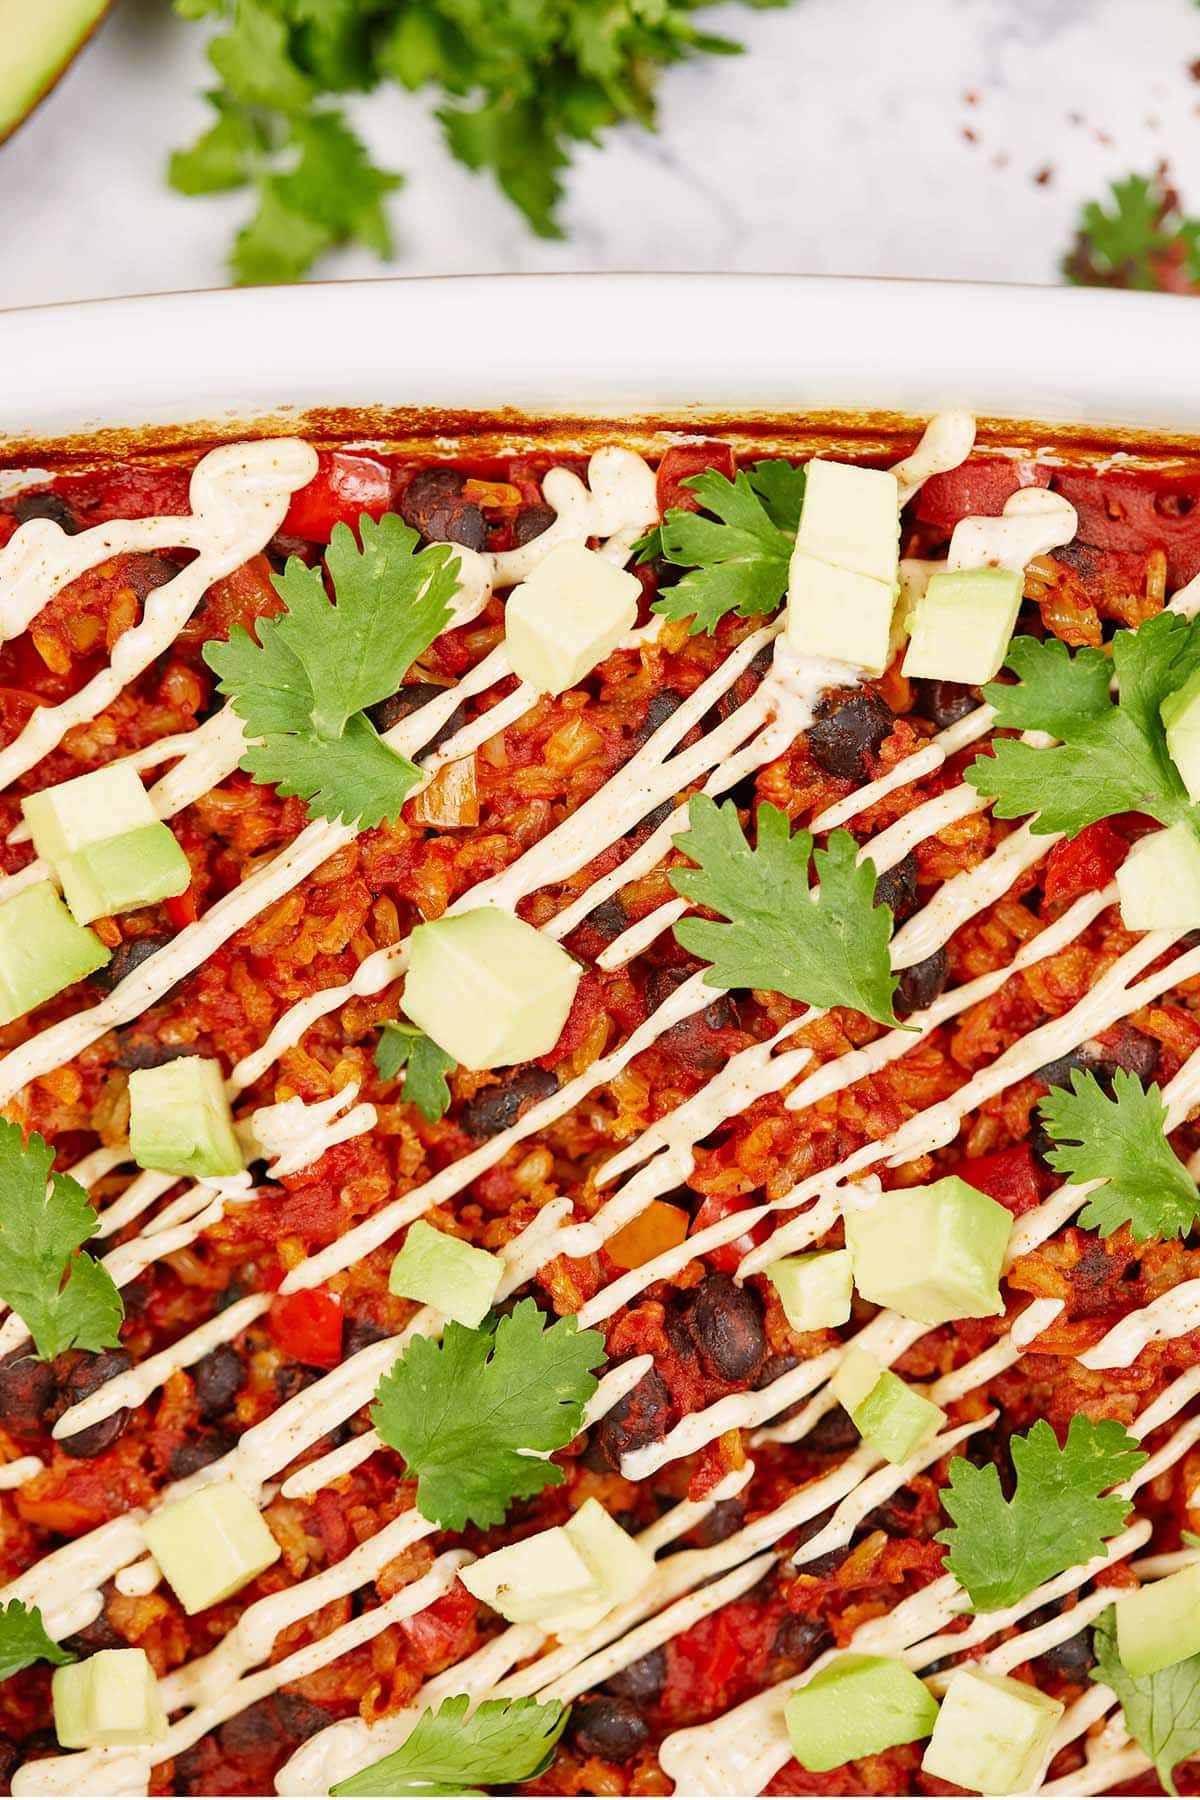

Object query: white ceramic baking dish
[0,274,1197,448]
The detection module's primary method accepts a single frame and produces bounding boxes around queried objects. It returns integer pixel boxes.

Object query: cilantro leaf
[0,1600,74,1683]
[331,1694,568,1798]
[232,109,400,284]
[668,796,901,1026]
[647,462,805,634]
[206,0,315,112]
[375,1021,455,1123]
[0,1120,123,1363]
[371,1298,606,1530]
[168,93,268,195]
[204,513,460,828]
[1064,171,1200,293]
[1038,1068,1200,1242]
[936,1415,1147,1612]
[1093,1607,1200,1797]
[967,614,1200,836]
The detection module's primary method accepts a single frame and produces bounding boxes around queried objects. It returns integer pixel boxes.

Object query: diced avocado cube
[831,1347,945,1463]
[0,880,109,1025]
[565,1498,654,1613]
[786,553,897,676]
[785,1653,939,1772]
[402,907,581,1071]
[388,1219,503,1328]
[1117,822,1200,931]
[901,568,1024,686]
[767,1249,853,1332]
[23,761,157,864]
[845,1177,1010,1327]
[795,461,901,585]
[921,1668,1063,1795]
[1116,1563,1200,1676]
[128,1056,245,1180]
[1163,665,1200,804]
[56,822,191,926]
[504,542,640,695]
[460,1524,600,1625]
[143,1480,280,1614]
[52,1648,168,1749]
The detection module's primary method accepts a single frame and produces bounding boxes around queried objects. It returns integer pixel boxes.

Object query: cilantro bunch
[170,0,798,283]
[1063,170,1200,294]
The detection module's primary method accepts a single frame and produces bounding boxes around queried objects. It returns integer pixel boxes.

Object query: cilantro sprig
[331,1694,568,1798]
[966,614,1200,837]
[936,1415,1147,1613]
[1092,1607,1200,1797]
[171,0,798,283]
[1064,171,1200,293]
[0,1120,123,1364]
[0,1600,74,1683]
[375,1021,455,1123]
[371,1299,606,1530]
[204,514,460,829]
[636,460,806,634]
[668,796,901,1026]
[1038,1068,1200,1242]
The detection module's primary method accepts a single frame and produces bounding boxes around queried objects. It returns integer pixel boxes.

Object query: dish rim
[1,273,1198,451]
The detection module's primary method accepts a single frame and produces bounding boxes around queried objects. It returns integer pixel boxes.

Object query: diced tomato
[954,1144,1042,1216]
[536,970,602,1069]
[666,1606,743,1707]
[655,442,736,516]
[689,1192,769,1275]
[1043,819,1128,905]
[400,1581,477,1667]
[915,459,1050,529]
[163,885,199,930]
[1053,468,1200,588]
[268,1287,343,1368]
[282,451,393,542]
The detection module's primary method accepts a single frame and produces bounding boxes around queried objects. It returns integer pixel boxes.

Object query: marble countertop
[1,0,1198,308]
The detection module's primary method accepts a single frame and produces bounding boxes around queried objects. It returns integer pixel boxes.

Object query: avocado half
[0,0,113,143]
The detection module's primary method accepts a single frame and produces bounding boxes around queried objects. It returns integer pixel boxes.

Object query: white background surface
[1,0,1199,308]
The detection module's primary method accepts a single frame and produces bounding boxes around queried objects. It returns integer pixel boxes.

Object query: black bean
[571,1695,649,1761]
[60,1609,124,1658]
[219,1700,282,1755]
[167,1429,234,1481]
[114,1033,191,1071]
[125,555,181,601]
[693,1496,745,1546]
[459,1067,559,1139]
[193,1342,244,1419]
[512,504,556,546]
[10,491,79,533]
[57,1349,133,1458]
[807,690,894,780]
[1035,1628,1096,1682]
[873,850,920,924]
[1034,1039,1106,1093]
[273,1693,334,1741]
[93,934,171,995]
[772,1612,832,1667]
[644,966,739,1034]
[273,1361,319,1401]
[630,798,674,837]
[596,1367,671,1467]
[400,468,488,552]
[367,681,466,752]
[582,896,628,943]
[342,1317,389,1358]
[915,677,980,731]
[689,1273,766,1382]
[1108,1023,1161,1083]
[0,1351,58,1436]
[894,946,949,1017]
[796,1403,859,1454]
[0,1735,20,1797]
[605,1645,666,1704]
[752,1354,807,1426]
[634,689,685,748]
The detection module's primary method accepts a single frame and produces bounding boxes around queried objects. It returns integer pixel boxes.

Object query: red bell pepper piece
[916,460,1050,530]
[689,1192,769,1275]
[954,1144,1041,1216]
[655,443,736,517]
[268,1287,343,1369]
[163,885,199,931]
[282,451,393,542]
[400,1581,477,1665]
[1043,820,1128,905]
